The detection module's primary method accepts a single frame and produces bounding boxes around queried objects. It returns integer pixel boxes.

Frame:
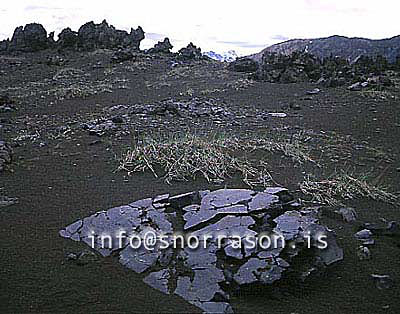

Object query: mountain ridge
[250,34,400,63]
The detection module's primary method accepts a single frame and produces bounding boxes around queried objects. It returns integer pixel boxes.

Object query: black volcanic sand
[1,51,399,313]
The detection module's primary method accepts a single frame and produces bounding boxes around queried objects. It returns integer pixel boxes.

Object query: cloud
[25,5,62,11]
[271,35,289,41]
[216,40,266,49]
[303,0,367,14]
[216,40,248,45]
[145,32,167,41]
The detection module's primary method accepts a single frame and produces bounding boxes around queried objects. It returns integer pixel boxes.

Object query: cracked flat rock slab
[60,188,343,313]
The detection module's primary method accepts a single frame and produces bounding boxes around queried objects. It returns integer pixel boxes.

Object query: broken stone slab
[143,269,171,294]
[196,301,233,314]
[119,245,160,273]
[129,197,153,209]
[248,192,280,212]
[169,191,204,208]
[175,266,225,303]
[200,189,254,211]
[60,188,343,313]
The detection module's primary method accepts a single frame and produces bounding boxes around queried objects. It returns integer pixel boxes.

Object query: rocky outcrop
[178,42,203,60]
[0,20,145,53]
[237,50,394,86]
[227,57,259,73]
[6,23,51,52]
[148,37,173,53]
[76,20,144,51]
[253,51,321,83]
[57,28,79,50]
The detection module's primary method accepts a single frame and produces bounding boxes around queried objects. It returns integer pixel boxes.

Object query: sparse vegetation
[118,130,317,185]
[119,132,271,185]
[299,171,399,206]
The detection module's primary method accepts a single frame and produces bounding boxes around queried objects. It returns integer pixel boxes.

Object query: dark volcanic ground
[1,50,400,313]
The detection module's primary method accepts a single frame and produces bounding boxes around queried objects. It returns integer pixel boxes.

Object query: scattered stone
[46,55,66,66]
[82,120,117,137]
[363,221,400,237]
[67,250,98,266]
[354,229,374,245]
[0,195,18,208]
[268,113,287,118]
[337,207,357,223]
[356,246,371,260]
[348,82,368,91]
[371,274,394,290]
[306,88,320,95]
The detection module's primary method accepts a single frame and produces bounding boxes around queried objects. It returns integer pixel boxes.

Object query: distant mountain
[203,50,238,62]
[250,35,400,63]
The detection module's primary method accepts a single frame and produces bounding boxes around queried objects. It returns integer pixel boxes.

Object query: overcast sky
[0,0,399,55]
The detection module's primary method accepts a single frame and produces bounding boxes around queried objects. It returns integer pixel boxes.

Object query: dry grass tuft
[299,172,399,206]
[118,131,314,185]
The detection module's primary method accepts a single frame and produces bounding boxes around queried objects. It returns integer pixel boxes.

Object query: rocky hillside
[251,35,400,63]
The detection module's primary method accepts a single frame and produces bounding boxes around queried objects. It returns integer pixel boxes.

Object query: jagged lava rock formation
[0,19,144,53]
